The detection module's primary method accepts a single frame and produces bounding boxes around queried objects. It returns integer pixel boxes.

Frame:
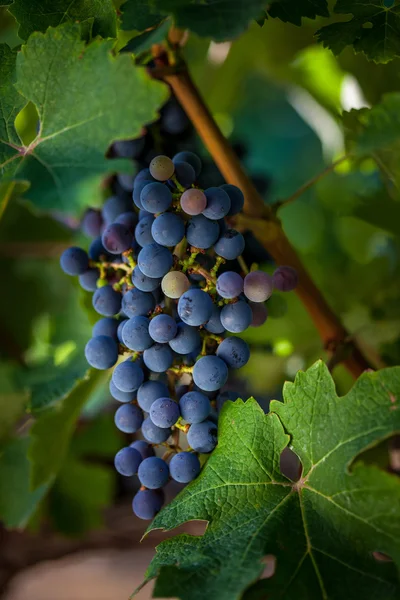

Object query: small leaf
[121,19,171,55]
[139,361,400,600]
[9,0,117,41]
[120,0,165,31]
[316,0,400,63]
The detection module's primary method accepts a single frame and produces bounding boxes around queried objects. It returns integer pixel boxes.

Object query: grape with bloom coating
[151,212,185,247]
[138,457,169,489]
[203,187,231,220]
[60,247,88,276]
[161,271,190,299]
[85,336,118,370]
[179,391,210,423]
[138,243,173,278]
[173,151,201,176]
[122,288,155,318]
[102,223,132,254]
[137,380,169,412]
[178,288,213,326]
[214,229,245,260]
[122,316,153,351]
[150,397,180,428]
[112,359,144,392]
[169,322,201,354]
[114,404,143,433]
[221,184,245,216]
[217,337,250,369]
[193,356,228,392]
[220,300,252,333]
[180,188,207,215]
[149,155,175,181]
[244,270,273,302]
[216,271,244,299]
[186,215,220,249]
[187,420,218,453]
[92,286,121,317]
[133,489,164,520]
[114,447,142,476]
[149,314,177,343]
[141,182,172,214]
[169,452,200,483]
[142,417,171,444]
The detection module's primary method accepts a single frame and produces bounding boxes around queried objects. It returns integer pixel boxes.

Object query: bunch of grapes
[60,152,298,520]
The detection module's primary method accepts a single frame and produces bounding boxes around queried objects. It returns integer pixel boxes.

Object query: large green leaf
[0,24,167,213]
[316,0,400,64]
[9,0,117,41]
[139,361,400,600]
[120,0,165,31]
[267,0,329,26]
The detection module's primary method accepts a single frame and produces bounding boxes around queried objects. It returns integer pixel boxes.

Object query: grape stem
[157,58,374,378]
[90,260,132,273]
[237,255,249,275]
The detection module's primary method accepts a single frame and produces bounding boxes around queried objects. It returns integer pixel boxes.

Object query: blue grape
[151,213,185,247]
[82,209,103,237]
[193,355,228,392]
[217,390,241,412]
[150,398,180,428]
[134,214,155,247]
[115,211,137,234]
[179,391,211,424]
[102,195,133,225]
[220,300,252,333]
[249,301,268,327]
[130,440,155,460]
[112,359,144,392]
[214,229,245,260]
[216,271,244,299]
[141,182,172,213]
[137,380,169,412]
[117,173,135,192]
[131,266,161,292]
[142,417,171,443]
[109,379,135,403]
[114,446,142,476]
[204,305,225,334]
[138,243,173,278]
[180,188,207,216]
[149,314,177,343]
[173,151,201,177]
[186,215,220,249]
[60,247,88,276]
[79,268,99,291]
[93,317,119,340]
[114,404,143,433]
[203,187,231,220]
[187,420,218,453]
[244,271,273,302]
[178,289,213,326]
[88,237,112,261]
[93,285,122,317]
[114,137,145,159]
[122,316,153,351]
[121,288,155,318]
[134,168,154,186]
[216,337,250,369]
[143,344,173,372]
[132,489,164,520]
[169,452,200,483]
[169,322,201,354]
[133,180,151,210]
[138,457,169,489]
[117,319,127,343]
[272,266,298,292]
[85,335,118,370]
[174,161,196,187]
[102,223,132,254]
[162,101,189,134]
[220,184,244,216]
[149,155,175,181]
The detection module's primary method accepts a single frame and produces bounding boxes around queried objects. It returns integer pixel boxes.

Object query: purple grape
[216,271,244,299]
[102,223,132,254]
[272,266,298,292]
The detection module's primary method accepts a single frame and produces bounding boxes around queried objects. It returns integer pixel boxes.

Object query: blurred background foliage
[0,7,399,537]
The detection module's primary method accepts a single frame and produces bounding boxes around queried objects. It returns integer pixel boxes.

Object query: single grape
[102,195,133,225]
[109,379,135,403]
[180,188,207,216]
[60,247,89,276]
[88,237,112,261]
[220,301,252,333]
[143,343,173,372]
[169,322,201,354]
[151,213,185,247]
[138,243,173,278]
[122,316,153,351]
[138,456,169,489]
[117,319,127,343]
[114,446,142,476]
[186,214,220,249]
[150,397,180,428]
[93,317,119,340]
[169,452,201,483]
[79,268,99,292]
[121,288,155,318]
[142,417,171,444]
[149,314,177,344]
[174,161,196,187]
[116,173,135,192]
[216,271,244,299]
[85,335,118,370]
[114,404,144,433]
[132,489,164,520]
[203,187,231,219]
[130,440,155,460]
[92,285,121,317]
[134,168,154,186]
[173,151,202,177]
[112,359,144,392]
[149,155,175,181]
[115,211,137,234]
[161,101,189,134]
[101,223,132,254]
[113,137,145,158]
[214,229,245,260]
[131,266,161,293]
[272,266,298,292]
[133,180,151,210]
[244,271,273,302]
[178,289,213,326]
[141,182,172,214]
[187,420,218,453]
[179,391,211,424]
[137,380,169,412]
[204,305,225,334]
[193,356,228,392]
[134,214,155,247]
[161,271,190,299]
[217,390,241,412]
[249,301,268,327]
[220,184,245,216]
[217,337,250,369]
[82,208,103,237]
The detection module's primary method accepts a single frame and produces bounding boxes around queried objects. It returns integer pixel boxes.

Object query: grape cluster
[60,152,297,520]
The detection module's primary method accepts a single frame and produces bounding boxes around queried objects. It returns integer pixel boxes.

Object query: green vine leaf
[120,0,165,31]
[9,0,117,41]
[316,0,400,64]
[267,0,329,26]
[0,24,167,214]
[138,361,400,600]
